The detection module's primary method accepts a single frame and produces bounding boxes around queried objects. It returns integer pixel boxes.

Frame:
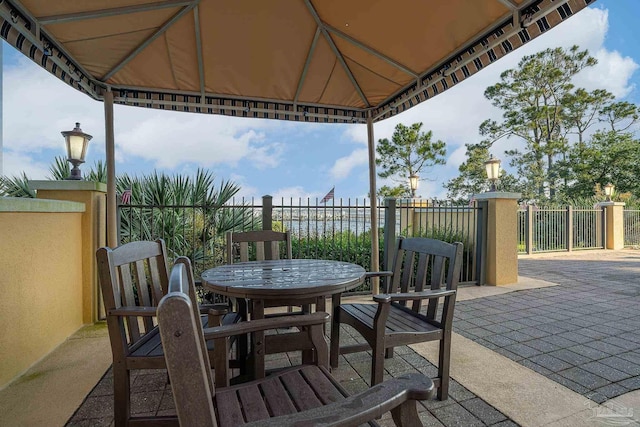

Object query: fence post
[383,198,397,272]
[599,201,626,249]
[527,205,534,254]
[475,200,488,286]
[473,191,521,286]
[567,206,573,252]
[262,195,273,231]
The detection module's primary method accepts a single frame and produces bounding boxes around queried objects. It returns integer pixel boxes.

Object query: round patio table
[201,259,366,377]
[201,258,366,300]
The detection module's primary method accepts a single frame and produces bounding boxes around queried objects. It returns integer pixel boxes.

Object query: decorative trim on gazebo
[1,0,593,124]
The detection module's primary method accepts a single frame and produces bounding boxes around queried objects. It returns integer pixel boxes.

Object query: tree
[454,45,639,202]
[445,140,519,202]
[376,122,446,197]
[562,130,640,198]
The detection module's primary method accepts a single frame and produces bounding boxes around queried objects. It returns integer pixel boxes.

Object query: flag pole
[367,112,380,294]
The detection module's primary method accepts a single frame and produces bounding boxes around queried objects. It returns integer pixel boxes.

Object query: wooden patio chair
[330,237,463,400]
[158,261,436,426]
[96,239,242,426]
[226,230,301,315]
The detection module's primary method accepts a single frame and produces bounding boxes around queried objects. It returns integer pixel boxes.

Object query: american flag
[320,187,335,204]
[121,189,132,204]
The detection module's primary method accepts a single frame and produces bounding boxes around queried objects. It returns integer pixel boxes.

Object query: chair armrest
[373,288,456,303]
[108,306,157,317]
[203,312,329,340]
[244,372,435,427]
[365,270,393,279]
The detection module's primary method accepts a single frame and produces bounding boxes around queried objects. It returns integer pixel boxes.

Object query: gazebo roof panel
[198,0,316,99]
[313,0,510,75]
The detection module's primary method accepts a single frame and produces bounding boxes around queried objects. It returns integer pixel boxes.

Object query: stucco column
[29,181,107,323]
[473,192,521,286]
[599,201,625,250]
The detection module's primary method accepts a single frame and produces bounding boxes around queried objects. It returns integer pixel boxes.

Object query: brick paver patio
[66,325,518,426]
[455,251,640,404]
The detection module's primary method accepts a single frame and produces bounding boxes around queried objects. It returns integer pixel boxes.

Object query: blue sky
[2,0,639,200]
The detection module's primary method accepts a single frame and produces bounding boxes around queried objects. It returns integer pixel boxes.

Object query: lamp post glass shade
[409,174,419,198]
[484,155,501,191]
[604,183,614,201]
[62,122,92,180]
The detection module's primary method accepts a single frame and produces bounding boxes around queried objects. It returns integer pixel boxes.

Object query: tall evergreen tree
[447,45,639,202]
[376,122,446,197]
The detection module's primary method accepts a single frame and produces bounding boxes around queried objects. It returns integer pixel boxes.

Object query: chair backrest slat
[387,237,463,318]
[159,262,218,427]
[227,230,292,264]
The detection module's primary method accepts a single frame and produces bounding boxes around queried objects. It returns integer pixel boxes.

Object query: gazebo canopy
[1,0,593,124]
[1,0,595,284]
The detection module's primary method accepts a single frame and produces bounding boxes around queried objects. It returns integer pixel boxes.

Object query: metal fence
[624,209,640,247]
[517,205,605,254]
[118,196,485,292]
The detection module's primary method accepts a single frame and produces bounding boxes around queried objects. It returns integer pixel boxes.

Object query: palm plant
[0,173,36,198]
[3,157,253,272]
[117,169,255,272]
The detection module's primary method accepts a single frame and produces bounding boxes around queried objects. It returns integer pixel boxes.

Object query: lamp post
[409,174,419,198]
[62,122,92,180]
[604,183,614,202]
[484,155,501,192]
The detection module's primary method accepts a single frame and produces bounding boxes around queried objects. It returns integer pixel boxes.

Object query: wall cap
[597,202,626,207]
[473,192,521,200]
[29,180,107,192]
[0,197,86,213]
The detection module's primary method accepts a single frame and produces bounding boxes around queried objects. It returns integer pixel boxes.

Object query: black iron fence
[118,197,485,292]
[517,205,605,254]
[624,209,640,247]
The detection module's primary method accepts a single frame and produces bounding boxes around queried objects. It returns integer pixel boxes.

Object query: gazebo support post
[104,89,118,248]
[367,113,380,294]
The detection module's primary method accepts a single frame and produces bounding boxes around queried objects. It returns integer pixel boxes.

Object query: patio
[3,249,640,426]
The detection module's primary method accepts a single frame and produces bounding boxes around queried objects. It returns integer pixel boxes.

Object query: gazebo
[0,0,595,278]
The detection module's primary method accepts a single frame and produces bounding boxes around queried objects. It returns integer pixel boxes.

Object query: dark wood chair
[330,237,463,400]
[158,261,436,427]
[96,239,242,426]
[226,230,301,315]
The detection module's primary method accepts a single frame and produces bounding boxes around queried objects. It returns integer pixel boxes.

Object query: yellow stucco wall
[34,189,106,323]
[0,200,85,388]
[474,193,521,286]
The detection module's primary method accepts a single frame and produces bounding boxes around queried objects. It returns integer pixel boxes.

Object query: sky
[1,0,639,201]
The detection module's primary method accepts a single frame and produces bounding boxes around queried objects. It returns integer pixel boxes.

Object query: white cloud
[270,186,314,200]
[329,148,369,180]
[1,150,50,179]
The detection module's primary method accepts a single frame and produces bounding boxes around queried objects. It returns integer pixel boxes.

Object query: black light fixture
[409,174,419,198]
[62,122,92,180]
[484,154,501,192]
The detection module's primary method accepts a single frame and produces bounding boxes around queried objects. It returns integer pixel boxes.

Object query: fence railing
[517,205,605,254]
[118,196,484,292]
[624,209,640,247]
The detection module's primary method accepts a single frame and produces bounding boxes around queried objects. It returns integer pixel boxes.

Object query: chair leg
[113,364,130,427]
[371,341,385,386]
[391,400,421,427]
[330,315,341,368]
[438,335,451,400]
[385,347,394,359]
